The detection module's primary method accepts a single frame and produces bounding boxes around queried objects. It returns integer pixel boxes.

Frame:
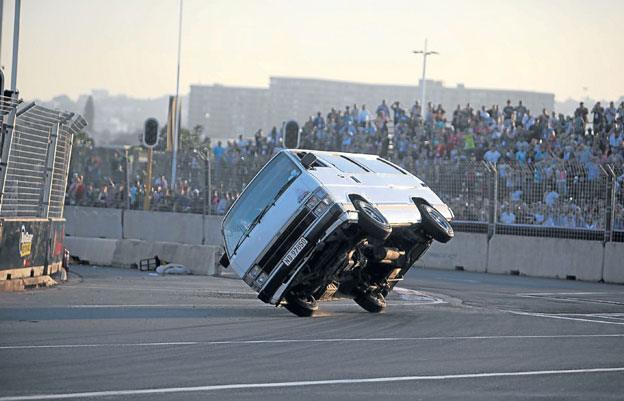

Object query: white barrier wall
[64,237,117,266]
[487,235,604,282]
[604,242,624,284]
[203,216,224,246]
[64,236,219,275]
[123,210,204,245]
[65,207,224,246]
[413,232,488,273]
[64,207,624,283]
[64,207,122,239]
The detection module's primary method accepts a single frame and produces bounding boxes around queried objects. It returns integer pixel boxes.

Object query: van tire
[352,197,392,241]
[354,292,386,313]
[417,203,454,243]
[284,294,318,317]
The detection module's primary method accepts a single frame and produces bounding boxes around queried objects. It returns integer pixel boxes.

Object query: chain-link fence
[66,145,624,241]
[0,98,84,218]
[417,159,622,241]
[67,146,268,214]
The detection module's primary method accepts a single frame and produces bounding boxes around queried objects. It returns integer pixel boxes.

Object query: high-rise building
[188,84,269,142]
[188,77,555,140]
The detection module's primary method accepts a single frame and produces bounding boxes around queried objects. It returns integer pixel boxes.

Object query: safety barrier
[64,207,122,238]
[64,236,220,276]
[486,235,604,281]
[603,242,624,284]
[64,206,223,245]
[64,206,623,283]
[413,232,488,273]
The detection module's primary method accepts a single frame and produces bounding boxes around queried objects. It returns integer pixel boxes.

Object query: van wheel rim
[426,205,451,231]
[359,202,386,225]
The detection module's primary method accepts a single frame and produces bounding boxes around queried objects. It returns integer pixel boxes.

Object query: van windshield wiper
[231,203,272,256]
[230,175,298,256]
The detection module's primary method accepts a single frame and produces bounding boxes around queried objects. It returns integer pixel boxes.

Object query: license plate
[283,237,308,266]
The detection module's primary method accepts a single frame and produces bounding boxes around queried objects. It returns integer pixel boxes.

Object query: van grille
[258,208,315,274]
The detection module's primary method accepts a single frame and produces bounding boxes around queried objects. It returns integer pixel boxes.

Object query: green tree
[179,127,201,150]
[73,130,94,146]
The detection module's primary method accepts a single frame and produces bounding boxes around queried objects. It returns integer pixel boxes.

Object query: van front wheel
[352,197,392,241]
[417,203,454,243]
[284,294,318,317]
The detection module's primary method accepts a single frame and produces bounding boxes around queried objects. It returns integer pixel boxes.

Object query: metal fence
[0,97,85,218]
[67,146,268,214]
[415,159,624,241]
[65,145,624,241]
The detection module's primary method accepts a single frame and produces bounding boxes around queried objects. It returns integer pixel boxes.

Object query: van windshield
[223,153,301,255]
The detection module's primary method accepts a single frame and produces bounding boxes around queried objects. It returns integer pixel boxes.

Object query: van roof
[287,149,409,176]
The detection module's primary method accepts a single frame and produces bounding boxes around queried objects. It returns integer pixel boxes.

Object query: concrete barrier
[64,207,122,239]
[414,232,488,272]
[603,242,624,284]
[65,207,224,246]
[112,239,218,275]
[64,236,117,266]
[203,215,224,246]
[65,236,219,275]
[487,235,604,281]
[63,206,621,283]
[123,210,204,244]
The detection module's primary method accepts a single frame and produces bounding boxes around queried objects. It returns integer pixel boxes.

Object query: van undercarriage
[274,219,434,316]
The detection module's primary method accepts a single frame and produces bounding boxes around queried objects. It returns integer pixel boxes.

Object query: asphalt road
[1,265,623,400]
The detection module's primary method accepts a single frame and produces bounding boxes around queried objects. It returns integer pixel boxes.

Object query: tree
[179,127,201,150]
[83,96,95,133]
[73,130,94,146]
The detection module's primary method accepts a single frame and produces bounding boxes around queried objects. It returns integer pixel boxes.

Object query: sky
[1,0,622,102]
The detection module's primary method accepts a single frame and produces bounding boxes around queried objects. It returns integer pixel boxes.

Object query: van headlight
[307,189,332,217]
[313,198,330,217]
[306,194,321,209]
[255,271,268,286]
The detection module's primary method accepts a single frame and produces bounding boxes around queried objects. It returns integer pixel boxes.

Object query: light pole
[193,147,211,246]
[413,38,438,119]
[10,0,20,91]
[171,0,183,191]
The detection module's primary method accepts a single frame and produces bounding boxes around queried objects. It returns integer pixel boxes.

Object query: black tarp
[0,218,64,271]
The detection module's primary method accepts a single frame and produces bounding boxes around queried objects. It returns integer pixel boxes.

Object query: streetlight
[171,0,184,191]
[193,147,211,246]
[413,38,438,119]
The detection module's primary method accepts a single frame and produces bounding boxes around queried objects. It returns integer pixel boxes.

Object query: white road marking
[66,304,200,308]
[516,292,624,306]
[65,285,253,295]
[547,313,624,322]
[393,287,446,304]
[518,292,612,296]
[506,310,624,326]
[2,334,623,350]
[1,367,623,400]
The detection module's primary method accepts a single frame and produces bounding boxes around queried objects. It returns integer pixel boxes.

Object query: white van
[219,149,454,316]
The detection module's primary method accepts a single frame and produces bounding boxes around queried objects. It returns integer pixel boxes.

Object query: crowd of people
[66,98,624,231]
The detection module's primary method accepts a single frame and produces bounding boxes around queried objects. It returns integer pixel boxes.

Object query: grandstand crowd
[66,99,624,231]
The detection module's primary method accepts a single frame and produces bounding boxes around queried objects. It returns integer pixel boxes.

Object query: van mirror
[301,152,317,169]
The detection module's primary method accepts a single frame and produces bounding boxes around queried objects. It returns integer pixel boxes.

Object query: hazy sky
[1,0,622,101]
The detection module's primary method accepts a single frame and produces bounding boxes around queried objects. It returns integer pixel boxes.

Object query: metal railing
[66,145,624,241]
[416,159,623,242]
[0,97,85,218]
